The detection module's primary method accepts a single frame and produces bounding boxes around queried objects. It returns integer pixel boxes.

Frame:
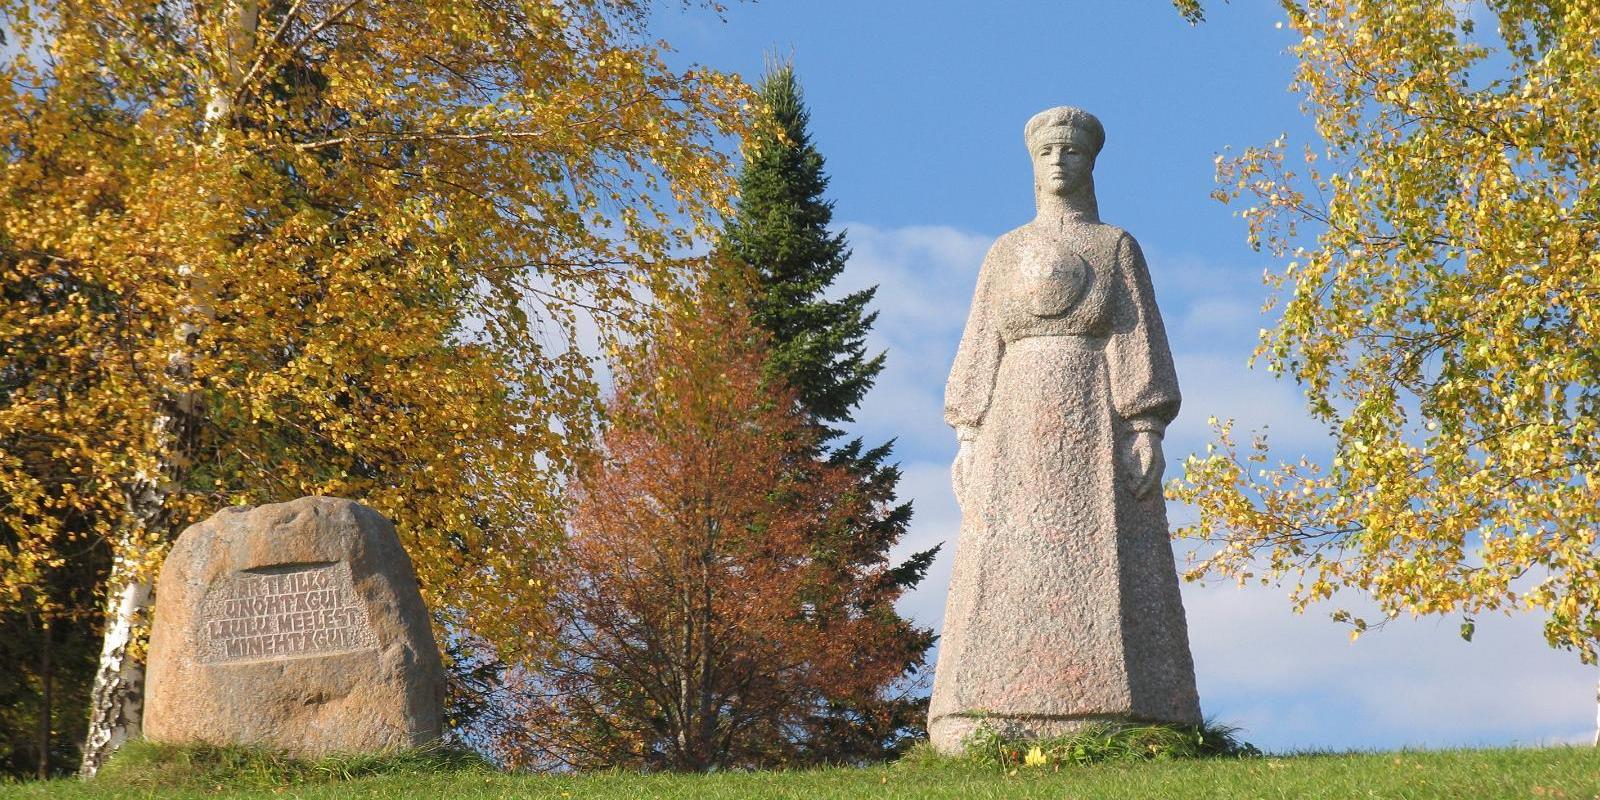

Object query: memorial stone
[145,496,444,756]
[928,106,1202,753]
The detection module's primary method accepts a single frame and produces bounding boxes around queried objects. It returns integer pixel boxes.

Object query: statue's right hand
[953,426,979,504]
[952,442,970,503]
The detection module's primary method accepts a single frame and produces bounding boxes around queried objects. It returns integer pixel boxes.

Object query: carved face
[1031,129,1095,197]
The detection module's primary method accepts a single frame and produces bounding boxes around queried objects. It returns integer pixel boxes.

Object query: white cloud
[1185,582,1597,751]
[888,460,961,631]
[835,222,992,456]
[1167,351,1331,459]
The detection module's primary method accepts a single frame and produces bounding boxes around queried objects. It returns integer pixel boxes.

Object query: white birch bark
[79,3,258,776]
[79,579,152,776]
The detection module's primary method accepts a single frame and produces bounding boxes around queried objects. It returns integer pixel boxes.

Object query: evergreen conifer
[720,61,938,762]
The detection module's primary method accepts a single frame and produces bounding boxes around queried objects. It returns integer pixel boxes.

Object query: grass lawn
[5,744,1599,799]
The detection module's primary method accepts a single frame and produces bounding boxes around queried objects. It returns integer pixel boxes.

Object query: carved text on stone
[198,562,376,663]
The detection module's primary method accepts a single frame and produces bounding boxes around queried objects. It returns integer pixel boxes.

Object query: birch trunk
[79,579,152,776]
[79,3,257,776]
[80,284,220,776]
[37,615,53,780]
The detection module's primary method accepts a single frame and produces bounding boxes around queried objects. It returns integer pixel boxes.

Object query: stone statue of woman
[927,106,1202,753]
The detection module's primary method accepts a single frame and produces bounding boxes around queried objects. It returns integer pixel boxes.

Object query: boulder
[144,496,444,756]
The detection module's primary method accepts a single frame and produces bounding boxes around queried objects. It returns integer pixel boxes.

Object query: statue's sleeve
[945,244,1005,432]
[1107,232,1180,434]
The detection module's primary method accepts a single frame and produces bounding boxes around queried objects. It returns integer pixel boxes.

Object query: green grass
[4,740,1598,799]
[85,740,490,790]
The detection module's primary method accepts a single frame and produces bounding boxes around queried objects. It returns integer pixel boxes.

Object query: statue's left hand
[1121,430,1165,498]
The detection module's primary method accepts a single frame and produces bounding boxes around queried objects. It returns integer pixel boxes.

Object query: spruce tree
[720,61,938,762]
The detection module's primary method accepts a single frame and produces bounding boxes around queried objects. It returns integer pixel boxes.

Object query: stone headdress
[1023,106,1106,157]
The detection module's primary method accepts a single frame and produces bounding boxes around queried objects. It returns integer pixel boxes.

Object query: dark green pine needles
[723,63,878,429]
[718,61,940,763]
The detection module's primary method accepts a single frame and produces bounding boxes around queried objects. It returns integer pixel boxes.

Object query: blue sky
[648,1,1595,752]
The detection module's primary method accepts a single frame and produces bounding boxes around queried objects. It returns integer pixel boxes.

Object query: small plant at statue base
[961,718,1260,771]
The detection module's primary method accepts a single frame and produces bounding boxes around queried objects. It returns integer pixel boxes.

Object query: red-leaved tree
[498,288,913,771]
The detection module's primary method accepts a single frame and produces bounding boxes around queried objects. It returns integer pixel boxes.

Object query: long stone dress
[926,217,1201,752]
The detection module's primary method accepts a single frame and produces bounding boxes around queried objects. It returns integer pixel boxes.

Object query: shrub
[961,719,1260,770]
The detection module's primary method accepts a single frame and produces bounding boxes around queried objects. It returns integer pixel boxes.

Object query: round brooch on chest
[1020,244,1090,317]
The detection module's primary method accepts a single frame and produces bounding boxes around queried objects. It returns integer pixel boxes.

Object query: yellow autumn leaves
[1172,0,1600,660]
[0,0,755,660]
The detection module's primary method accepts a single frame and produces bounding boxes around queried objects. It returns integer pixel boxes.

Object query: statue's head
[1025,106,1104,202]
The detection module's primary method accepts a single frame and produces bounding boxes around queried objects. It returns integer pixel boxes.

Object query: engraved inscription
[198,562,376,663]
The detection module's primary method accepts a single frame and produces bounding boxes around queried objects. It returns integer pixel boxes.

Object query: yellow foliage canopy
[1172,0,1600,660]
[0,0,753,654]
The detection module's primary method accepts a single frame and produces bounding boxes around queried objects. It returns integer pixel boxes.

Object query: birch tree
[1170,0,1600,664]
[0,0,752,774]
